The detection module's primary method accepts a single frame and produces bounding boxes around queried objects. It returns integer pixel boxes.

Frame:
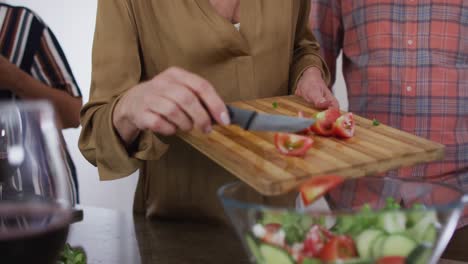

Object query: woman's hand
[295,67,340,109]
[113,67,230,145]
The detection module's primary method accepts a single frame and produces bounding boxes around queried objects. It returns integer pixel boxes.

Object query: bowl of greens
[218,176,468,264]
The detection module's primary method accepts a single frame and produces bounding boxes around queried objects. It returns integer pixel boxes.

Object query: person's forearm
[0,56,82,129]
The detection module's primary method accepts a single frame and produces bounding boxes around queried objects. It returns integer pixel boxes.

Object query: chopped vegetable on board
[274,133,313,157]
[310,108,341,136]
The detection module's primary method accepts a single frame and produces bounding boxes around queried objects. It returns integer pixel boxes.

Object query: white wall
[7,0,139,212]
[5,0,348,211]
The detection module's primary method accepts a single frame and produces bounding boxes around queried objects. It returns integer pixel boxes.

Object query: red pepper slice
[302,225,335,258]
[274,133,313,157]
[310,108,341,136]
[300,175,344,206]
[319,235,357,261]
[332,112,355,138]
[376,256,406,264]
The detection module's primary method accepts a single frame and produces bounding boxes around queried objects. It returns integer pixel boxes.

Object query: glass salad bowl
[218,177,468,264]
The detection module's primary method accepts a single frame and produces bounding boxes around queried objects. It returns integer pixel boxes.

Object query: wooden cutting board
[178,96,445,196]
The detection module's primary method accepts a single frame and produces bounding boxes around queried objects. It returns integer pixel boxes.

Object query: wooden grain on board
[178,96,445,196]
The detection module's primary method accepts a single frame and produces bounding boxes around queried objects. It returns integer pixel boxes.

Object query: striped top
[0,3,81,205]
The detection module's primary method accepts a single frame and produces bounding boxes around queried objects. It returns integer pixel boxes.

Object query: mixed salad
[57,243,86,264]
[245,198,439,264]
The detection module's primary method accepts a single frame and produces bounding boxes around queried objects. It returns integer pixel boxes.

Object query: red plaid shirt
[309,0,467,183]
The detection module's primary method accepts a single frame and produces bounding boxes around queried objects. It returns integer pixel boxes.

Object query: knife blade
[226,105,315,133]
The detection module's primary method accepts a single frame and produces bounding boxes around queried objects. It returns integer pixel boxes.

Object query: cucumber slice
[246,235,264,263]
[378,211,406,234]
[408,210,437,228]
[333,215,355,234]
[407,244,432,264]
[409,213,439,244]
[381,235,417,257]
[259,243,295,264]
[356,229,385,259]
[421,225,437,245]
[371,235,387,259]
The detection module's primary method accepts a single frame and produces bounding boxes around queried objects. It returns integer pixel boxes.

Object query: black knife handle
[243,110,257,130]
[226,105,235,120]
[225,105,257,130]
[209,105,256,130]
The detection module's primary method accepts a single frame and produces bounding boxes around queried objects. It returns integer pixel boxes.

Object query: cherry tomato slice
[302,225,334,257]
[376,256,406,264]
[274,133,313,157]
[332,113,355,138]
[300,175,344,206]
[310,108,341,136]
[319,235,357,261]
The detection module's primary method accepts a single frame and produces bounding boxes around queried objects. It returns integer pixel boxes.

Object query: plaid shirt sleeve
[308,0,343,86]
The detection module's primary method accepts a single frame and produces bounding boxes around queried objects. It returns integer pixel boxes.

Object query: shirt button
[406,86,413,92]
[408,39,414,45]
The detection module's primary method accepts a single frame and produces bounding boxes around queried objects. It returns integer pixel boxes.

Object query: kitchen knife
[225,105,315,133]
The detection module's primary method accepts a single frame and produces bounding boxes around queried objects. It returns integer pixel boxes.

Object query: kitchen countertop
[67,207,466,264]
[67,206,250,264]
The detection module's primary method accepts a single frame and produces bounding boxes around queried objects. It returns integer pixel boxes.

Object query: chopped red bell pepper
[310,108,341,136]
[332,113,355,138]
[300,175,344,206]
[376,256,406,264]
[274,133,314,157]
[302,225,335,258]
[319,235,357,261]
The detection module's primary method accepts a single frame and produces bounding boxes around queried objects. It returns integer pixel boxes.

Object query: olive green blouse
[79,0,329,221]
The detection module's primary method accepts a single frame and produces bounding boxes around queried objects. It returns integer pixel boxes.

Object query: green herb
[279,213,306,244]
[372,119,380,126]
[384,197,401,210]
[57,243,86,264]
[261,212,324,244]
[332,207,379,236]
[332,215,357,234]
[412,203,425,210]
[272,101,278,109]
[361,204,372,212]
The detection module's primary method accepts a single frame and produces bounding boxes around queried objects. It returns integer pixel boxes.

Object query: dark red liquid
[0,157,17,183]
[0,203,72,264]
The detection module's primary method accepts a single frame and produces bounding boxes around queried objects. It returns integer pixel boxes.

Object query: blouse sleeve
[289,0,331,93]
[79,0,168,181]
